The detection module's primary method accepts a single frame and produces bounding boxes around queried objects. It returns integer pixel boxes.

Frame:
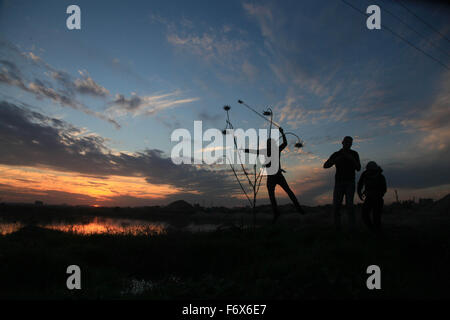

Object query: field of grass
[1,204,449,300]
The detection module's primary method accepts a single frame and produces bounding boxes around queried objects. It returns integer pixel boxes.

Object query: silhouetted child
[357,161,387,232]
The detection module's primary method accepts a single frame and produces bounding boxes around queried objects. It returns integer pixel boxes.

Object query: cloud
[383,152,450,189]
[23,51,44,64]
[242,60,258,80]
[0,60,75,109]
[155,114,182,130]
[28,80,79,108]
[197,111,222,124]
[20,50,108,99]
[0,182,98,205]
[242,2,353,128]
[49,70,73,89]
[286,166,333,205]
[159,17,255,82]
[244,2,318,85]
[276,92,349,129]
[167,31,248,63]
[377,69,450,190]
[401,70,450,151]
[73,70,110,97]
[1,100,447,206]
[242,3,275,42]
[0,164,181,205]
[1,41,196,127]
[108,91,199,117]
[0,52,120,128]
[0,101,237,198]
[27,76,120,129]
[0,59,29,91]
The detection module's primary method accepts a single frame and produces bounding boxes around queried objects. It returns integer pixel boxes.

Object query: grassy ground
[1,207,449,300]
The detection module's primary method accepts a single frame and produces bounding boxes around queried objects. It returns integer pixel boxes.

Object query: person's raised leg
[267,180,279,223]
[278,175,305,214]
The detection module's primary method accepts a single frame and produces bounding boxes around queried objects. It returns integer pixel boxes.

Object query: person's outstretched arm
[323,153,336,168]
[244,148,266,155]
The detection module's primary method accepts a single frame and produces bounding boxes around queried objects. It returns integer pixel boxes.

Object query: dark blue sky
[0,0,449,206]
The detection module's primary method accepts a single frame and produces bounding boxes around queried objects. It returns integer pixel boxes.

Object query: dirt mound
[165,200,195,214]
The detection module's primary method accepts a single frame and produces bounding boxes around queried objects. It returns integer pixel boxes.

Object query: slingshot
[238,99,304,149]
[221,100,305,226]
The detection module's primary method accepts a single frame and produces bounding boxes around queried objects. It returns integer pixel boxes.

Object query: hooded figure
[357,161,387,232]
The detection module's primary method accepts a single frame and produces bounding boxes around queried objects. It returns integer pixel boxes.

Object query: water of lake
[0,217,225,236]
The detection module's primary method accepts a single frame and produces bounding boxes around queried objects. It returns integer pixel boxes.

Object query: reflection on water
[0,221,24,235]
[0,217,224,236]
[41,217,168,235]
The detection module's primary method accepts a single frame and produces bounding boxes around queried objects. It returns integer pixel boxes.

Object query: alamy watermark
[170,121,281,175]
[66,5,81,30]
[66,265,81,290]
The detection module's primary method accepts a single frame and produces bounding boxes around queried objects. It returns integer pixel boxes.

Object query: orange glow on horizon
[0,164,187,205]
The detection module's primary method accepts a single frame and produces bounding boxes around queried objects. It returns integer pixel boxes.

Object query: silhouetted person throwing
[245,127,305,223]
[358,161,386,233]
[324,136,361,230]
[267,127,305,223]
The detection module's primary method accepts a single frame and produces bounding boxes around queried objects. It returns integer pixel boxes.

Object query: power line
[381,22,450,70]
[340,0,450,70]
[379,0,450,58]
[396,0,450,44]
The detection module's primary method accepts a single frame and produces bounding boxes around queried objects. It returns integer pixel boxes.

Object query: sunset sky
[0,0,449,207]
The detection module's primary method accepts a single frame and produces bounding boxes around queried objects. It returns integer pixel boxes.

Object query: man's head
[342,136,353,150]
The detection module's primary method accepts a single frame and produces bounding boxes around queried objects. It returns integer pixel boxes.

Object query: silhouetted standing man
[324,136,361,230]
